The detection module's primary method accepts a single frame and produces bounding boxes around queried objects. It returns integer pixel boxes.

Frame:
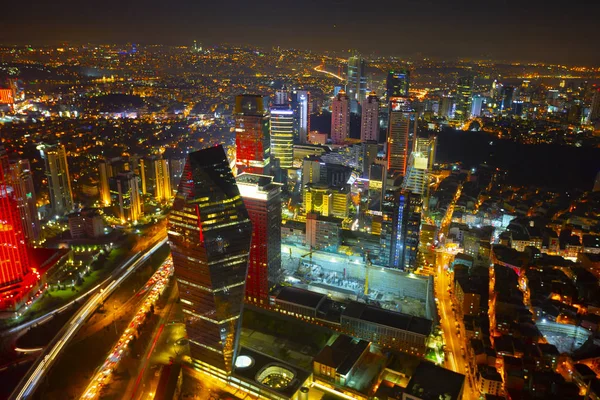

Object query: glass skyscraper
[168,145,252,375]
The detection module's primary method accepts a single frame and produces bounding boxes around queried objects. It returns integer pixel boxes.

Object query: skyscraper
[98,159,112,206]
[9,159,40,244]
[331,90,350,144]
[110,172,143,223]
[168,145,252,374]
[455,75,474,121]
[387,99,416,176]
[38,143,73,217]
[386,70,410,99]
[292,89,310,144]
[402,135,436,197]
[361,92,380,142]
[152,157,172,202]
[235,95,271,175]
[389,191,422,270]
[270,106,294,169]
[0,145,31,309]
[347,54,367,103]
[236,173,282,304]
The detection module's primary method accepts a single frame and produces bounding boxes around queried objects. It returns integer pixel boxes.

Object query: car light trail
[80,257,173,400]
[9,238,167,400]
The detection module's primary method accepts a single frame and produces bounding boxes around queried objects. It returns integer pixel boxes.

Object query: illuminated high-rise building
[387,99,416,176]
[109,171,143,223]
[402,135,436,197]
[331,90,350,144]
[9,159,40,244]
[388,191,422,270]
[455,75,474,121]
[292,89,310,144]
[0,145,31,309]
[471,95,485,117]
[361,92,379,142]
[235,95,271,175]
[168,145,252,374]
[347,54,367,103]
[236,173,282,304]
[152,157,172,202]
[38,143,73,217]
[275,86,289,106]
[270,106,294,169]
[386,70,410,99]
[98,159,112,206]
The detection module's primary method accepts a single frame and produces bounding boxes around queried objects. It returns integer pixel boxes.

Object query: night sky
[1,0,599,64]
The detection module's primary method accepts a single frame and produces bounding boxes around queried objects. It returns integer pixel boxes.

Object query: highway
[9,238,168,400]
[313,64,344,81]
[80,257,173,399]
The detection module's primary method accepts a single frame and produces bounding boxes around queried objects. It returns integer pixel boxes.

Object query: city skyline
[0,1,599,65]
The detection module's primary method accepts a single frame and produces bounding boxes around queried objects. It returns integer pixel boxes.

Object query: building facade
[168,145,252,374]
[270,106,294,169]
[387,100,416,176]
[235,95,271,175]
[38,143,74,217]
[9,159,40,244]
[361,92,379,142]
[110,171,143,224]
[331,90,350,145]
[236,173,282,305]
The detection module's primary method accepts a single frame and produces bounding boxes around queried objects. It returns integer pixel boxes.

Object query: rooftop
[275,287,326,309]
[342,302,432,336]
[405,361,465,400]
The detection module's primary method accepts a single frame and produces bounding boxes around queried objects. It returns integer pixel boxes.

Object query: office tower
[387,99,415,176]
[270,105,294,169]
[110,172,143,223]
[9,159,40,244]
[389,191,422,270]
[235,95,271,175]
[142,156,169,200]
[589,88,600,123]
[292,89,310,144]
[38,143,73,217]
[0,146,31,308]
[361,92,380,142]
[152,157,172,202]
[168,145,252,374]
[331,90,350,144]
[275,86,289,106]
[455,75,474,121]
[439,95,455,118]
[347,54,367,103]
[367,162,386,212]
[471,95,485,117]
[501,86,515,111]
[386,70,410,99]
[236,173,282,304]
[362,141,378,178]
[98,159,112,206]
[402,135,436,197]
[169,157,186,191]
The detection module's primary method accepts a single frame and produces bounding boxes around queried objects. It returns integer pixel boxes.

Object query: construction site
[280,243,435,320]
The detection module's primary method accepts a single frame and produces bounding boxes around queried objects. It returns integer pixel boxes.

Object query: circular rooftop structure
[235,355,254,369]
[256,364,295,389]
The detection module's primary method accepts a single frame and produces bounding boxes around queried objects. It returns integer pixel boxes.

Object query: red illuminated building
[0,145,38,311]
[234,95,271,175]
[236,173,282,304]
[0,88,14,105]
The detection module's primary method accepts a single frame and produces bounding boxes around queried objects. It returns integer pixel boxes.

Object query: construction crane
[364,251,373,296]
[298,246,316,270]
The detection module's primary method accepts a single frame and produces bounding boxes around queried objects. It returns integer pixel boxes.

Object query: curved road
[9,238,167,400]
